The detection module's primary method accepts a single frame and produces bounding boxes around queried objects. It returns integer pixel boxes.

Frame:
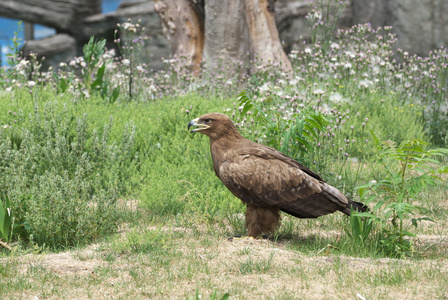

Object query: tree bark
[155,0,292,76]
[245,0,292,72]
[203,0,250,73]
[154,0,204,74]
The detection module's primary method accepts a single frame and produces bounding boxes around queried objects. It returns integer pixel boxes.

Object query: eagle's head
[188,113,241,141]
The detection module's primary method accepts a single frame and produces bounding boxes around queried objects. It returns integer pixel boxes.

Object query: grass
[1,215,447,299]
[1,12,448,299]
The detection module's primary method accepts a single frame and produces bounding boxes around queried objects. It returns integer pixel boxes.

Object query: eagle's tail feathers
[341,200,369,215]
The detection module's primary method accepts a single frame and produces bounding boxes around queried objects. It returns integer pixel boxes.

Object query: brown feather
[189,113,367,237]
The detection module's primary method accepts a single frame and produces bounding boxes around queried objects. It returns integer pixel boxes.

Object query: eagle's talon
[227,235,270,241]
[228,235,256,241]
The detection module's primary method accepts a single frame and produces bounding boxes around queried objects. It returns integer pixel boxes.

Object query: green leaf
[91,64,106,90]
[0,197,12,242]
[109,86,121,104]
[369,129,381,148]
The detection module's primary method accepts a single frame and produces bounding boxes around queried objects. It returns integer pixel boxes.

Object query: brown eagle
[188,113,367,238]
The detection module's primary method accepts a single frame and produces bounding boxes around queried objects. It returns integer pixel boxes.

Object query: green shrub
[353,137,448,257]
[0,95,139,248]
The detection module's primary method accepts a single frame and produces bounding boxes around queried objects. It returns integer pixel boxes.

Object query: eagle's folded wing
[218,147,348,218]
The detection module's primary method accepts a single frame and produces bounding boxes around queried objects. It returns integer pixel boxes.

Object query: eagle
[188,113,367,238]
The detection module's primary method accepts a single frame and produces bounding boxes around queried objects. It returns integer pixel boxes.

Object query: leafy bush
[0,96,138,248]
[352,137,448,257]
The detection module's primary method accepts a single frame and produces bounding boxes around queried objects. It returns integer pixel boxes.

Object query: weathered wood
[156,0,292,76]
[245,0,292,73]
[22,33,76,56]
[203,0,250,73]
[0,0,101,39]
[84,1,157,40]
[154,0,204,73]
[0,240,12,251]
[22,33,77,70]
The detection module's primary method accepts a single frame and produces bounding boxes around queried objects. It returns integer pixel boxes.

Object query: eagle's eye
[204,118,213,123]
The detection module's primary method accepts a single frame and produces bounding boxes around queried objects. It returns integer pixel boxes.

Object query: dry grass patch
[2,221,448,299]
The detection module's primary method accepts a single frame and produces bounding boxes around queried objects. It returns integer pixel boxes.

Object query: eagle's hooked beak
[188,118,209,133]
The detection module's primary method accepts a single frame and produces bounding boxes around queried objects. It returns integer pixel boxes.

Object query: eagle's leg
[245,204,281,238]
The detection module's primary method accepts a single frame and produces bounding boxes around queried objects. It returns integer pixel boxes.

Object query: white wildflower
[330,42,340,50]
[106,63,116,71]
[320,103,330,113]
[28,81,36,88]
[149,85,157,93]
[359,79,373,88]
[15,59,29,70]
[259,83,271,93]
[122,59,131,66]
[313,88,325,95]
[329,92,343,103]
[289,51,298,59]
[82,89,90,98]
[345,50,356,59]
[304,47,312,54]
[122,22,137,33]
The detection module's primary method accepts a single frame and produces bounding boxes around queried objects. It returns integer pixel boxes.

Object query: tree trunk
[155,0,292,76]
[154,0,204,74]
[245,0,292,72]
[203,0,250,74]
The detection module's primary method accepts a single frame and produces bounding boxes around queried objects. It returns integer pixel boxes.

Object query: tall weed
[352,136,448,257]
